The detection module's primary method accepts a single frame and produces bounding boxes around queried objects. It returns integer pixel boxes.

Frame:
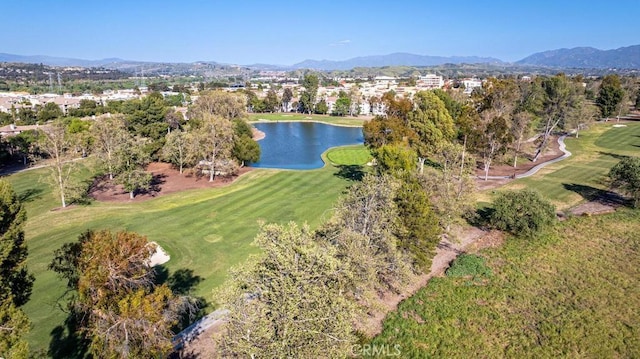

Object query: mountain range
[290,53,503,70]
[516,45,640,69]
[0,45,638,71]
[0,53,129,67]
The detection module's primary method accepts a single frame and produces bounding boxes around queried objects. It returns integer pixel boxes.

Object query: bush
[490,189,556,238]
[446,254,491,279]
[609,156,640,208]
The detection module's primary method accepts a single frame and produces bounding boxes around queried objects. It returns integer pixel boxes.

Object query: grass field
[247,112,367,126]
[325,145,372,166]
[6,159,356,353]
[498,122,640,209]
[369,209,640,358]
[368,122,640,357]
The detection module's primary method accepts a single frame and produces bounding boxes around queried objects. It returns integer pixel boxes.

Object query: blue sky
[1,0,638,65]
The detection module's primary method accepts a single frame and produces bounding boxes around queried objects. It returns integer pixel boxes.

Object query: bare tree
[37,120,79,208]
[510,111,533,167]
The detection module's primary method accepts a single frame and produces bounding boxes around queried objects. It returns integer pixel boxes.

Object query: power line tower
[48,73,53,93]
[57,73,62,93]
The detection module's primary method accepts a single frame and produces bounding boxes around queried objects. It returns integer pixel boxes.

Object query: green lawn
[248,112,366,126]
[369,209,640,358]
[6,161,354,354]
[499,122,640,209]
[326,145,373,166]
[368,122,640,357]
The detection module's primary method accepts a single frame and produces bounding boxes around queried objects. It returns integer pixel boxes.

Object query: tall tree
[0,180,33,306]
[510,111,533,167]
[471,116,513,180]
[348,85,361,116]
[299,74,319,115]
[37,120,81,208]
[533,75,582,162]
[36,102,64,123]
[332,90,351,116]
[91,114,130,180]
[381,91,413,119]
[363,115,413,148]
[193,114,235,181]
[394,173,440,272]
[263,89,280,113]
[50,230,192,359]
[116,136,152,199]
[329,174,411,292]
[422,143,476,232]
[217,223,357,358]
[281,87,293,112]
[408,90,456,173]
[161,129,191,174]
[0,298,30,359]
[373,144,417,174]
[0,180,32,359]
[567,101,598,138]
[596,74,624,118]
[476,78,520,119]
[188,90,246,122]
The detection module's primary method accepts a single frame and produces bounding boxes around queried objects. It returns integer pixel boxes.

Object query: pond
[251,122,364,169]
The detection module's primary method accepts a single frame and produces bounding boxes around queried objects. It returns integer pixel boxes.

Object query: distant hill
[516,45,640,69]
[292,52,503,70]
[0,53,127,67]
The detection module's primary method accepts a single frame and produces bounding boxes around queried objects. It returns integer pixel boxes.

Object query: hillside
[517,45,640,69]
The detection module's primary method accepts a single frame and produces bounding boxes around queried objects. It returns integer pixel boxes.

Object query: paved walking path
[478,135,571,180]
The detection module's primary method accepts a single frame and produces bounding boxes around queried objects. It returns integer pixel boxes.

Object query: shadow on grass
[154,267,208,332]
[333,165,366,181]
[48,306,90,359]
[597,151,630,161]
[467,206,495,229]
[562,183,631,207]
[17,187,43,203]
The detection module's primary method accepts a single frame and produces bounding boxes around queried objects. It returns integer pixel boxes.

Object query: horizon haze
[0,0,638,65]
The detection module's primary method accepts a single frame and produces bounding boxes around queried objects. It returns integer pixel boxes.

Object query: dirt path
[358,226,499,336]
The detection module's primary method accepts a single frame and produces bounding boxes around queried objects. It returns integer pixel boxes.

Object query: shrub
[490,189,556,238]
[609,156,640,208]
[446,254,491,279]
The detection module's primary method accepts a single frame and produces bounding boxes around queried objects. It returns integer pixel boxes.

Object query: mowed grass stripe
[499,122,640,209]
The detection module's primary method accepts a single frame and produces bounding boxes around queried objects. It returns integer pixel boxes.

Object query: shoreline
[252,127,266,141]
[249,118,364,128]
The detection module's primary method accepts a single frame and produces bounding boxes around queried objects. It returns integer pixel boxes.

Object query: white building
[462,78,483,95]
[418,74,444,89]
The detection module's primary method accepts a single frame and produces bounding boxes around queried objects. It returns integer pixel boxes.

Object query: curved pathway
[478,135,571,180]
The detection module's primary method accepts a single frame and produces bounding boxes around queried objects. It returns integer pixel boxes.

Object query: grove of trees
[0,180,33,359]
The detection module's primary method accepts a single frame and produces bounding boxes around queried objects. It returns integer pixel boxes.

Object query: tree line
[1,91,260,207]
